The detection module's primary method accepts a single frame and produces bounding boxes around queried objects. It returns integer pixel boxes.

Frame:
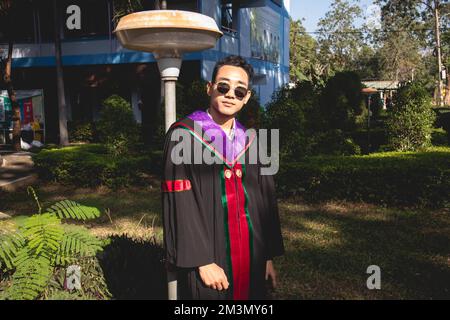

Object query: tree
[376,0,450,99]
[0,0,22,151]
[319,71,365,132]
[289,19,324,84]
[317,0,365,76]
[53,0,69,146]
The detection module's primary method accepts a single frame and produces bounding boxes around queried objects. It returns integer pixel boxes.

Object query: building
[362,80,400,110]
[0,0,290,144]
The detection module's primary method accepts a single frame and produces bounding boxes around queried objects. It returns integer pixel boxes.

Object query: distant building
[0,0,290,144]
[362,80,400,110]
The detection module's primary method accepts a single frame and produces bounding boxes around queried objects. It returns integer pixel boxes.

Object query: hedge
[33,144,162,189]
[277,147,450,208]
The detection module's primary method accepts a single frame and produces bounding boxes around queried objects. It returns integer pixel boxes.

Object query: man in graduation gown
[162,55,284,300]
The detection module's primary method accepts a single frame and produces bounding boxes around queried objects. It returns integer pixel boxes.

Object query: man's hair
[211,55,254,87]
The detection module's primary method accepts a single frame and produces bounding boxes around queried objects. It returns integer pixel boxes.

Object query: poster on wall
[0,95,12,128]
[0,90,45,143]
[0,98,4,122]
[23,98,34,124]
[249,7,281,63]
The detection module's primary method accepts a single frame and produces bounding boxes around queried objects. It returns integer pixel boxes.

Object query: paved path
[0,151,37,191]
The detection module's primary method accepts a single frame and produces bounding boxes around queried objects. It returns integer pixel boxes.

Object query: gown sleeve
[260,169,285,261]
[161,126,214,269]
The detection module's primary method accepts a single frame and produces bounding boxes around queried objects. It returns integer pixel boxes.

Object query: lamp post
[114,8,222,300]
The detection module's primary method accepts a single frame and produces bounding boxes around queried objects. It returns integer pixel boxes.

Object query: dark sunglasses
[215,82,249,100]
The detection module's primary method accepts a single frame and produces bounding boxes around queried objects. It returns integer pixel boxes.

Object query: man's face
[207,65,252,117]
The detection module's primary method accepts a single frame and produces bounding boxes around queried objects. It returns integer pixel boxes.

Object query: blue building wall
[0,0,290,107]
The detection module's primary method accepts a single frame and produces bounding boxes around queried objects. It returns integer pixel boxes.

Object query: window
[221,0,238,37]
[62,0,110,39]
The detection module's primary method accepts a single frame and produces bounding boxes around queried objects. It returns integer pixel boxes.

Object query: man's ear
[207,82,213,96]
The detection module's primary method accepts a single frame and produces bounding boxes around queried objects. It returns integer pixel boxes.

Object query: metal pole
[162,78,177,300]
[157,56,181,300]
[164,79,177,132]
[434,0,443,106]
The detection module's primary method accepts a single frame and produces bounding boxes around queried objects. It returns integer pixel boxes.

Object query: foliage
[277,147,450,208]
[237,89,264,129]
[68,121,97,143]
[264,76,365,158]
[33,144,162,189]
[387,82,436,151]
[319,71,365,132]
[309,129,362,156]
[98,235,166,299]
[264,83,311,159]
[112,0,144,25]
[290,19,324,84]
[434,107,450,142]
[316,0,365,75]
[97,95,140,157]
[0,188,110,300]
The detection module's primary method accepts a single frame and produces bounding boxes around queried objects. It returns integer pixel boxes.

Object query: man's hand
[198,263,229,291]
[265,260,277,289]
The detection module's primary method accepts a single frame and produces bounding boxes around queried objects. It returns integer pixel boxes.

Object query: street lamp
[114,8,222,300]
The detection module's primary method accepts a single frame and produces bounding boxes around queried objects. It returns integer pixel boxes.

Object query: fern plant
[0,187,110,300]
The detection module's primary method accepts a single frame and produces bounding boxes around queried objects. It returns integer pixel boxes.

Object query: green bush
[264,84,310,159]
[310,129,361,156]
[33,144,161,189]
[68,121,97,143]
[97,95,140,157]
[276,147,450,208]
[434,107,450,143]
[264,79,365,158]
[319,72,365,133]
[431,128,449,146]
[351,128,389,153]
[387,82,436,151]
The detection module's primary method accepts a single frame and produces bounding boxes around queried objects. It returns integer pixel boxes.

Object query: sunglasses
[215,82,249,100]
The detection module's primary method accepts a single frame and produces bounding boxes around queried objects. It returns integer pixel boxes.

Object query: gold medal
[224,169,232,179]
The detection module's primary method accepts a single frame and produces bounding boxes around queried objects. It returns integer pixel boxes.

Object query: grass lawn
[1,181,450,299]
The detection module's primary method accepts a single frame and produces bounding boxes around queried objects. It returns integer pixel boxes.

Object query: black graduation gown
[161,116,285,300]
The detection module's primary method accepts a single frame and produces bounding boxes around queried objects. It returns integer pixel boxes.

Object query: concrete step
[0,211,12,220]
[0,151,36,191]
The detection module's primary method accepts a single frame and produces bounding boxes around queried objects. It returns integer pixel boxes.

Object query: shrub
[264,84,310,159]
[387,82,436,151]
[434,107,450,143]
[237,89,264,129]
[0,188,110,300]
[68,121,97,143]
[319,72,365,133]
[33,144,161,189]
[97,95,140,156]
[310,129,361,156]
[276,147,450,208]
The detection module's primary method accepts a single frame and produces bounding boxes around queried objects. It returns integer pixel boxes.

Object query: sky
[289,0,376,33]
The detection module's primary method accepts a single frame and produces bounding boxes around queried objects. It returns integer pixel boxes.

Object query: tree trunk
[53,0,69,146]
[4,38,21,151]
